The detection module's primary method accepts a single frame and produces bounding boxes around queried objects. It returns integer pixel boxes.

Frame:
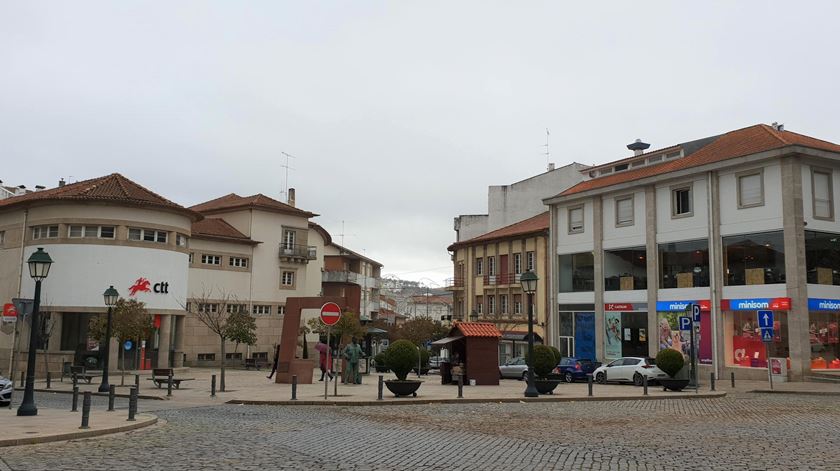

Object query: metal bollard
[108,384,116,411]
[333,371,338,397]
[291,375,298,401]
[730,372,735,389]
[71,385,79,412]
[211,374,216,397]
[127,386,137,421]
[643,375,648,396]
[604,369,608,383]
[73,373,78,390]
[377,375,383,401]
[79,391,92,429]
[20,371,24,388]
[457,375,464,399]
[710,372,716,391]
[167,372,173,397]
[46,372,52,389]
[587,373,593,397]
[135,374,140,392]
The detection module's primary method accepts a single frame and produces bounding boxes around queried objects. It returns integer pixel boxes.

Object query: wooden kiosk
[433,322,501,386]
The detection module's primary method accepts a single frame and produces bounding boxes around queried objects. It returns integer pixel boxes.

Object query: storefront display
[655,300,712,365]
[604,303,648,358]
[557,304,596,361]
[807,298,840,369]
[722,297,790,368]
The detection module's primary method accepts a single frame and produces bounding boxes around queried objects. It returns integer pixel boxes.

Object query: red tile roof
[191,218,258,244]
[454,322,502,338]
[557,124,840,197]
[191,193,316,218]
[0,173,201,220]
[448,212,549,250]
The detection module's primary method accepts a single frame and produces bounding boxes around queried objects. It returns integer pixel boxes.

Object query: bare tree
[89,298,153,385]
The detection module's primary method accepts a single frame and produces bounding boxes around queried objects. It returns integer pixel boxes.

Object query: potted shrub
[384,340,422,397]
[546,345,563,380]
[373,352,389,373]
[656,348,689,392]
[527,344,562,394]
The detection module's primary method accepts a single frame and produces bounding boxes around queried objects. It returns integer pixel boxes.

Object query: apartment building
[544,124,840,380]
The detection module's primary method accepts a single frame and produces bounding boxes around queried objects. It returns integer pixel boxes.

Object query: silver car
[499,357,528,380]
[0,375,12,407]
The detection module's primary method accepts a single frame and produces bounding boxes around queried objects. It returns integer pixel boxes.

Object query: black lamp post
[98,286,119,392]
[520,270,539,398]
[17,248,53,417]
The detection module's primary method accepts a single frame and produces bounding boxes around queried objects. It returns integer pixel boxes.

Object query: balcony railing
[445,277,464,289]
[483,273,521,286]
[279,244,317,260]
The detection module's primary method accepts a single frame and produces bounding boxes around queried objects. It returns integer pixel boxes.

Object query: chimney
[58,178,66,187]
[547,163,555,172]
[35,185,45,191]
[627,138,650,156]
[16,185,26,195]
[287,188,296,207]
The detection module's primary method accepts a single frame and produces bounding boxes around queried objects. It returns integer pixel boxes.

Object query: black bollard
[710,372,716,391]
[46,372,51,389]
[108,384,116,411]
[587,373,593,397]
[604,369,608,384]
[730,371,735,389]
[135,374,140,392]
[73,373,78,390]
[291,375,298,401]
[643,374,648,396]
[80,391,91,429]
[71,385,79,412]
[377,375,383,401]
[167,372,173,397]
[127,386,137,421]
[457,375,463,399]
[211,374,216,397]
[20,371,24,388]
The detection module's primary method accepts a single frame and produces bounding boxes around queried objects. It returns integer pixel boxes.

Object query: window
[229,257,248,268]
[198,304,219,313]
[487,256,496,276]
[32,225,59,239]
[68,225,114,239]
[487,296,495,314]
[129,228,167,243]
[558,252,595,292]
[513,253,522,274]
[475,296,483,314]
[526,251,535,272]
[189,252,194,264]
[568,206,584,234]
[225,352,243,360]
[614,163,628,172]
[805,230,840,285]
[176,234,188,247]
[672,186,692,217]
[197,353,216,361]
[812,169,834,220]
[723,231,785,286]
[99,226,115,239]
[615,196,634,227]
[737,171,764,208]
[277,305,286,316]
[604,246,647,291]
[68,225,83,238]
[226,304,246,314]
[283,230,296,249]
[201,254,221,265]
[281,271,295,286]
[253,305,272,315]
[659,239,709,288]
[475,257,483,275]
[500,295,508,314]
[514,294,522,314]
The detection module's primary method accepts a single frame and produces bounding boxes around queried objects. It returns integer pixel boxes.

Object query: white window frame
[229,257,248,268]
[278,305,286,316]
[129,227,168,243]
[514,297,522,315]
[671,185,693,218]
[68,225,84,238]
[500,294,508,314]
[737,170,765,209]
[283,230,296,249]
[176,234,188,247]
[513,253,522,274]
[487,256,496,276]
[32,225,59,240]
[253,305,272,315]
[281,271,295,286]
[99,226,116,239]
[198,303,219,313]
[812,168,834,221]
[615,195,634,227]
[568,205,584,234]
[526,251,535,272]
[487,295,495,314]
[475,257,483,275]
[201,254,221,265]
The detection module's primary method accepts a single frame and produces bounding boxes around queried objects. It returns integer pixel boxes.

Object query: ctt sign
[128,278,170,296]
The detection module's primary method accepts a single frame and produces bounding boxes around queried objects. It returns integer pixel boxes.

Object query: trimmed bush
[373,352,389,371]
[419,347,430,368]
[549,346,562,365]
[386,340,420,381]
[655,348,685,378]
[527,344,558,378]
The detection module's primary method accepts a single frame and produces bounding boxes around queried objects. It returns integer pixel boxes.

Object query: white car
[499,357,529,380]
[593,357,667,386]
[0,375,12,407]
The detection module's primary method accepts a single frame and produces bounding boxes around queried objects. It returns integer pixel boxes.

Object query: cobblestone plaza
[3,392,839,470]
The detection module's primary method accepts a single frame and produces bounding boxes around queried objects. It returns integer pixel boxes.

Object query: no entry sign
[320,302,342,326]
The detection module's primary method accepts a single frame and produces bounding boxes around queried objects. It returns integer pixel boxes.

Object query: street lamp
[17,248,53,416]
[520,270,539,398]
[98,286,119,392]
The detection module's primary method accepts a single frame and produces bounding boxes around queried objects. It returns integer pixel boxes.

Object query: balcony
[323,270,359,284]
[445,277,464,290]
[279,244,317,263]
[483,273,521,286]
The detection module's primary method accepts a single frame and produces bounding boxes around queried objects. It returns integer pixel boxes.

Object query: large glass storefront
[808,298,840,369]
[722,297,791,368]
[655,300,712,365]
[557,304,595,360]
[604,248,647,291]
[723,231,786,286]
[659,239,709,288]
[558,253,595,292]
[604,304,648,358]
[805,231,840,286]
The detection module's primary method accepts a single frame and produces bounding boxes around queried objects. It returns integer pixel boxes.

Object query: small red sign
[2,303,17,318]
[320,302,342,326]
[128,277,152,296]
[604,303,634,311]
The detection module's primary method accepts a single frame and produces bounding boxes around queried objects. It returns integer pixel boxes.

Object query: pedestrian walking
[266,344,280,379]
[315,340,334,381]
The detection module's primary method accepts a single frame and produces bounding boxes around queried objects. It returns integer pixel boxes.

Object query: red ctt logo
[128,278,152,296]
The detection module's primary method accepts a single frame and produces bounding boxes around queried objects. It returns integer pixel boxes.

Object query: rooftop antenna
[543,128,553,171]
[280,152,296,199]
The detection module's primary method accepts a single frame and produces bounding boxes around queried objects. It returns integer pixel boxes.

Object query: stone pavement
[1,406,156,447]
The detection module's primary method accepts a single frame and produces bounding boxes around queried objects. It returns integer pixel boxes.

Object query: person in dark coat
[266,344,281,379]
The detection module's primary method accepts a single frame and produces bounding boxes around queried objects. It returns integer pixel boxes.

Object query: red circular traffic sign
[320,302,342,326]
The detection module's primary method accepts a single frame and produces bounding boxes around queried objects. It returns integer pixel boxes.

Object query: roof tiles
[454,322,502,338]
[191,218,255,243]
[191,193,316,218]
[449,212,549,250]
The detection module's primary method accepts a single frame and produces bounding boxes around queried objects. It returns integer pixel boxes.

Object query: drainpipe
[8,209,29,387]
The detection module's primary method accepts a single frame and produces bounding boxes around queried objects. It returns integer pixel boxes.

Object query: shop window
[725,310,789,368]
[812,169,834,220]
[671,186,692,217]
[809,309,840,368]
[605,311,649,358]
[659,239,709,288]
[737,171,764,208]
[723,231,785,286]
[805,231,840,285]
[568,206,584,234]
[615,196,634,227]
[558,252,594,292]
[604,247,647,291]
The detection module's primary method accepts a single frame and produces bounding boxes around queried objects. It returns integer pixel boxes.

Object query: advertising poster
[657,310,712,365]
[605,312,622,358]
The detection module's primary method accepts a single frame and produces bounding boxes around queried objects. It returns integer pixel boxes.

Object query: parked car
[429,356,441,369]
[553,357,601,383]
[592,357,667,386]
[499,357,528,380]
[0,374,12,407]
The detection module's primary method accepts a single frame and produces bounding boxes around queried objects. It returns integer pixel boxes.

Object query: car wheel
[564,372,574,383]
[596,372,605,384]
[633,373,644,386]
[520,371,528,381]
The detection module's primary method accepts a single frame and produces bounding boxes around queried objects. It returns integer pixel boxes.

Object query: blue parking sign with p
[692,304,701,323]
[679,316,692,331]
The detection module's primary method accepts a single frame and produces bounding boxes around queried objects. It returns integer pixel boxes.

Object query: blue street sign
[692,304,701,323]
[760,328,774,342]
[124,340,133,351]
[758,310,774,329]
[679,316,692,331]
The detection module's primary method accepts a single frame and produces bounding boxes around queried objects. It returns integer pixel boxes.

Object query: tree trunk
[220,336,226,392]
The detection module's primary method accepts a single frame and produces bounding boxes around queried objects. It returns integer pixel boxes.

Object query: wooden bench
[69,365,100,384]
[146,368,195,389]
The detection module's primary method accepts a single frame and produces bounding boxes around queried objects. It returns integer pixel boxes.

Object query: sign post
[684,304,700,391]
[758,310,774,390]
[320,303,342,400]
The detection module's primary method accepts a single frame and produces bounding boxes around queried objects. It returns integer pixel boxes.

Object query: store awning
[501,331,543,342]
[431,335,464,346]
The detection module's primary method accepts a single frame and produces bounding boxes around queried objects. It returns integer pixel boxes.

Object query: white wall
[602,190,646,250]
[455,215,489,242]
[655,176,710,243]
[719,162,784,236]
[801,162,840,233]
[556,200,594,255]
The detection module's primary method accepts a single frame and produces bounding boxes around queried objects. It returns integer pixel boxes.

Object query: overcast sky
[2,1,839,286]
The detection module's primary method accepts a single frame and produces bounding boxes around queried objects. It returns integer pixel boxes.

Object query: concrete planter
[384,379,422,397]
